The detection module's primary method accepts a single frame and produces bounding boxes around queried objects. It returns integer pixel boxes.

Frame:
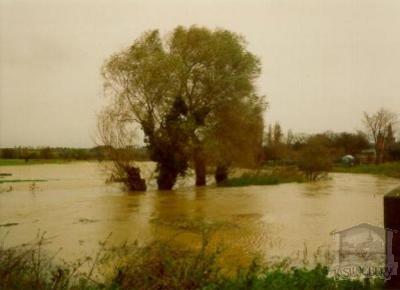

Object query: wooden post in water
[384,186,400,289]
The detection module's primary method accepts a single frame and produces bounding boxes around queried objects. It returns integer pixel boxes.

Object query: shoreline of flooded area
[0,162,399,264]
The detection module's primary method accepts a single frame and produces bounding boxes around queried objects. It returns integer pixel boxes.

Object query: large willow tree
[99,26,265,190]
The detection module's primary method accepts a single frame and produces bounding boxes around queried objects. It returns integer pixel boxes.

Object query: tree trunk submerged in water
[195,162,206,186]
[157,165,179,190]
[194,153,206,186]
[215,164,228,184]
[124,166,147,191]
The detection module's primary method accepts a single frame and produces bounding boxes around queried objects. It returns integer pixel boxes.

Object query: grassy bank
[220,167,305,187]
[333,162,400,179]
[0,233,383,290]
[0,159,72,166]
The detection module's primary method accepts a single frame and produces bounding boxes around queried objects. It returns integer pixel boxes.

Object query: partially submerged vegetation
[333,162,400,179]
[0,232,383,290]
[98,26,265,191]
[220,174,289,187]
[220,167,304,187]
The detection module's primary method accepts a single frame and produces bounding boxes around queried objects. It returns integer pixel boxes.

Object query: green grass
[0,159,70,166]
[220,175,282,187]
[333,162,400,179]
[220,167,305,187]
[0,232,384,290]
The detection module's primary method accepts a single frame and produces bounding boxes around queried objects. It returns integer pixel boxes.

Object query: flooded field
[0,162,399,264]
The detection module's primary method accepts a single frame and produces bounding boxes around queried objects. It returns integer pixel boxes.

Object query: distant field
[0,179,48,184]
[333,162,400,179]
[0,159,70,166]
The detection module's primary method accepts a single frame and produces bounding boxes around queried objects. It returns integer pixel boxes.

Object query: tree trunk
[376,138,385,164]
[124,166,147,191]
[376,148,382,164]
[157,166,178,190]
[194,155,206,186]
[215,164,228,184]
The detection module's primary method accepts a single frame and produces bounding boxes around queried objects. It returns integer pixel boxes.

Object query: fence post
[384,186,400,289]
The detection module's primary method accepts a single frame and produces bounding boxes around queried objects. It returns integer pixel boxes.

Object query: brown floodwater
[0,162,399,265]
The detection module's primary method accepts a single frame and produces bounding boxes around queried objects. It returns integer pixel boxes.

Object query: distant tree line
[0,146,150,162]
[261,109,399,180]
[363,108,398,164]
[261,125,370,180]
[263,125,371,164]
[264,108,399,165]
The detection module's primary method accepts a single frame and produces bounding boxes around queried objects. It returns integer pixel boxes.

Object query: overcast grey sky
[1,0,399,147]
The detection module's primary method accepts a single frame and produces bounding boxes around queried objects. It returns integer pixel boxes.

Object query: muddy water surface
[0,162,399,264]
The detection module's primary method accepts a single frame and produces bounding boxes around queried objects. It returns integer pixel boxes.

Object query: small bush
[298,141,333,181]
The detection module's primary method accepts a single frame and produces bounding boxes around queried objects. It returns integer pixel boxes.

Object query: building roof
[331,223,395,236]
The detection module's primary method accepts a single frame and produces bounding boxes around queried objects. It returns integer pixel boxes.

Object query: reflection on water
[0,162,399,263]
